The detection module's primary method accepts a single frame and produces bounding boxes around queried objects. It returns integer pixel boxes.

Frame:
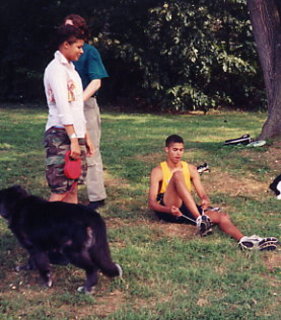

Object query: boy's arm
[148,167,173,214]
[189,165,211,210]
[83,79,101,101]
[83,46,108,101]
[85,130,95,156]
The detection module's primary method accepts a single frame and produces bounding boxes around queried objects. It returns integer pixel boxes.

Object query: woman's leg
[49,184,78,204]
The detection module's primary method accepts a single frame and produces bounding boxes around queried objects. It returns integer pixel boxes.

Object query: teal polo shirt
[74,43,109,89]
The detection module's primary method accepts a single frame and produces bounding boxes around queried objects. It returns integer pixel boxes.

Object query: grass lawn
[0,104,280,320]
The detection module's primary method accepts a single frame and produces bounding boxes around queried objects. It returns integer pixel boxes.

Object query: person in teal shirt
[74,43,109,90]
[64,14,108,209]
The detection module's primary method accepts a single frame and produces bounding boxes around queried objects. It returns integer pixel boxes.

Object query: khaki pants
[84,97,106,201]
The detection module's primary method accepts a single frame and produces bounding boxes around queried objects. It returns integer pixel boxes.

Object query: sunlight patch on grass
[0,143,14,151]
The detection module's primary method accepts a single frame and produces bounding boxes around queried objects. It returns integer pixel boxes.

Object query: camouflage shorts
[43,127,87,194]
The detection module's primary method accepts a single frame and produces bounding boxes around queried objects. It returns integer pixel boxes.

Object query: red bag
[64,151,81,179]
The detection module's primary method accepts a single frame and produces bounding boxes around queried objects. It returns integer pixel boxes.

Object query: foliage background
[0,0,266,111]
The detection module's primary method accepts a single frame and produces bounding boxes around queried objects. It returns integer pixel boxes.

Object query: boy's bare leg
[163,171,201,218]
[205,210,244,241]
[164,171,244,241]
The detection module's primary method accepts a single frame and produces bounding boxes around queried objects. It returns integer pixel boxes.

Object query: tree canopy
[0,0,266,112]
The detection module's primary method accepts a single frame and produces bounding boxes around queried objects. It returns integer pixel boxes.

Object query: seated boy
[148,134,278,250]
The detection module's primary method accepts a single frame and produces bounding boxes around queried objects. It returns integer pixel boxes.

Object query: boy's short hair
[54,25,84,48]
[165,135,184,147]
[64,14,89,40]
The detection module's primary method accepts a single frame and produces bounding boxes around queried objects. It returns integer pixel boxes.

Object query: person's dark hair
[54,25,84,49]
[165,135,184,147]
[64,14,89,40]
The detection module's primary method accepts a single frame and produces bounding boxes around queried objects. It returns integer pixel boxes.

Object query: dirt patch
[62,289,126,319]
[239,145,281,174]
[104,171,131,189]
[107,217,135,229]
[135,152,163,165]
[264,252,281,273]
[202,169,269,200]
[149,220,196,240]
[107,216,195,240]
[261,252,281,297]
[1,270,125,319]
[197,298,209,307]
[132,292,175,311]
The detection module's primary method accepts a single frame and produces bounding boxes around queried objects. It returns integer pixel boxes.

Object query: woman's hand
[70,139,81,159]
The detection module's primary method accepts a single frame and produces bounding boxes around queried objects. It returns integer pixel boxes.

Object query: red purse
[64,151,81,179]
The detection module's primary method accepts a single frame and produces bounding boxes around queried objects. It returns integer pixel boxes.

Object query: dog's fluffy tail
[89,213,122,278]
[90,243,122,278]
[100,260,122,278]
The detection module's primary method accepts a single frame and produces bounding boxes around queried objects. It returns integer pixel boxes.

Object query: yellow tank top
[159,161,192,194]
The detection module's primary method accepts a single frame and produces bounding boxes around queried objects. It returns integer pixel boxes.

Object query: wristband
[69,133,77,139]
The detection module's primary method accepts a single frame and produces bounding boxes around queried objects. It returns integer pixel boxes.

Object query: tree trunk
[247,0,281,139]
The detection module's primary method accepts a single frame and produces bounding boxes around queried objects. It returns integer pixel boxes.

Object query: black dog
[0,185,122,293]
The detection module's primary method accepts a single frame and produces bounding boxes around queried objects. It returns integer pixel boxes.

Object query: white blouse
[44,51,86,138]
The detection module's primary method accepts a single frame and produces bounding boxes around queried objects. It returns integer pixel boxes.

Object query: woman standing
[43,25,94,203]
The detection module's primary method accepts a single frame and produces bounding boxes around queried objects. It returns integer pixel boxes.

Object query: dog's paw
[15,265,21,272]
[46,279,53,288]
[77,286,95,294]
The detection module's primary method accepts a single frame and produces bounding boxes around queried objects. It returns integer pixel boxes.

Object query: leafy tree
[92,0,264,111]
[0,0,267,113]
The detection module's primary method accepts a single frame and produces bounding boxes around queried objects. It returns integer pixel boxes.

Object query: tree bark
[247,0,281,139]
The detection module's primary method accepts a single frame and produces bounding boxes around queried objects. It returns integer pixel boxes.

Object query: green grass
[0,104,281,319]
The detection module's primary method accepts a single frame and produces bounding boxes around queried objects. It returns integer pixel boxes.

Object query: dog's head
[0,185,29,220]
